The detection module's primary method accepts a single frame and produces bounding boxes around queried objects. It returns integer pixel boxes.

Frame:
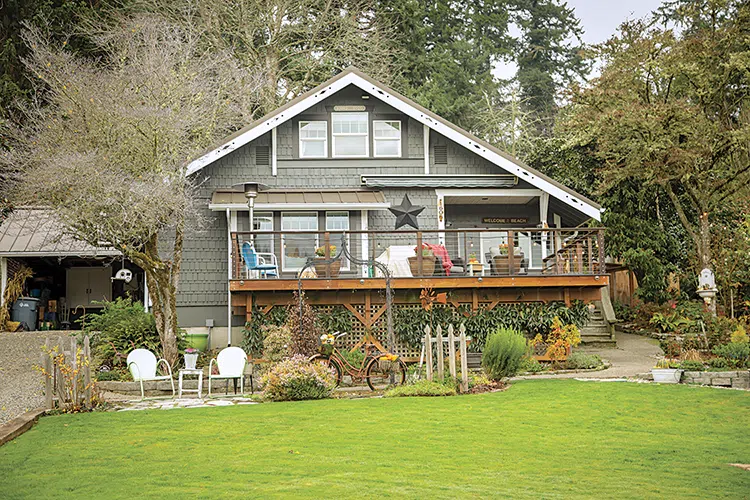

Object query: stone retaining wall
[682,371,749,389]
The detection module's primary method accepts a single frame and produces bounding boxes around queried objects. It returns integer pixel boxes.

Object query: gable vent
[256,146,270,165]
[434,144,448,164]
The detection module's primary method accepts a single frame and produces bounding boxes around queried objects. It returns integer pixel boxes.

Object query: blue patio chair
[241,242,279,278]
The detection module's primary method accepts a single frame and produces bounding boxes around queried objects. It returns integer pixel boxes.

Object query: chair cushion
[489,246,501,258]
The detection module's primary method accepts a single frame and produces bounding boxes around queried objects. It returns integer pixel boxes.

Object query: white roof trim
[188,71,601,221]
[208,202,392,212]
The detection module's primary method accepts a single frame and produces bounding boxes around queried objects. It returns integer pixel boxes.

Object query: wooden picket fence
[423,324,470,393]
[40,335,93,410]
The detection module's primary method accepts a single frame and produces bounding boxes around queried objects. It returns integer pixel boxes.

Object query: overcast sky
[495,0,664,79]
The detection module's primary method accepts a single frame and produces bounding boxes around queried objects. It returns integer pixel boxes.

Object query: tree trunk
[127,226,184,366]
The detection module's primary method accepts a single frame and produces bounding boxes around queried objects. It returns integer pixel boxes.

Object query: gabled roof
[186,67,602,221]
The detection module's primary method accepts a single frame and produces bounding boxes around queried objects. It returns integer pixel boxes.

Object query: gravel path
[514,331,663,381]
[0,331,72,424]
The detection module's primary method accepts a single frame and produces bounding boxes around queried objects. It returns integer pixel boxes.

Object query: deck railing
[230,227,605,280]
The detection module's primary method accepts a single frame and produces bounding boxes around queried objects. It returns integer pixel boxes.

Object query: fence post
[83,335,91,408]
[459,324,469,393]
[447,324,457,379]
[436,325,444,380]
[44,338,52,409]
[424,325,433,382]
[71,336,78,407]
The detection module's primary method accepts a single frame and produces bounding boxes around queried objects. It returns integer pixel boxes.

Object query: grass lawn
[1,380,748,499]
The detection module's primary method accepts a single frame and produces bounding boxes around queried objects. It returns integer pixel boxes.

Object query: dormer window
[332,112,368,157]
[299,121,328,158]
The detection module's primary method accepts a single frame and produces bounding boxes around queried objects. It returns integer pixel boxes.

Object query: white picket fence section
[422,324,470,393]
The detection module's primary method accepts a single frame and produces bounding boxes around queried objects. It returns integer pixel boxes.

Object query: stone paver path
[514,331,663,381]
[113,396,259,412]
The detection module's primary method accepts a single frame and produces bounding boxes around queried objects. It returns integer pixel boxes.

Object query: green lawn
[1,380,748,499]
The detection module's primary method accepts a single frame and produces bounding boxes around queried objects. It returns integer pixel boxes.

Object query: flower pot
[313,259,341,278]
[185,333,209,352]
[652,368,683,384]
[407,256,436,277]
[184,353,198,370]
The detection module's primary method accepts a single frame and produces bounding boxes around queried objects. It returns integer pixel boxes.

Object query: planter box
[407,256,436,277]
[313,259,341,278]
[652,368,683,384]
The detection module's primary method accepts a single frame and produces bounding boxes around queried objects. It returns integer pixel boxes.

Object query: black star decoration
[388,194,425,230]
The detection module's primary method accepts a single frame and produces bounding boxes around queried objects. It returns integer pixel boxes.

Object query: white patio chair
[208,347,247,396]
[126,349,175,400]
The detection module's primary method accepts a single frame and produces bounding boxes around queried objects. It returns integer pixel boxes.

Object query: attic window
[256,146,270,165]
[434,144,448,164]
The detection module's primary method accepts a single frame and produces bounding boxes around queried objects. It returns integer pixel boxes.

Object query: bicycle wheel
[309,354,342,387]
[365,356,406,391]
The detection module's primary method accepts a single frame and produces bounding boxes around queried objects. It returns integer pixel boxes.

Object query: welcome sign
[482,217,529,224]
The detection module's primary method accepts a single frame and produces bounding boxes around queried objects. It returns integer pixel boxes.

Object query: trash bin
[11,297,40,331]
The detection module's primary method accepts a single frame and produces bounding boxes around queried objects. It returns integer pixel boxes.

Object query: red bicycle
[310,332,406,391]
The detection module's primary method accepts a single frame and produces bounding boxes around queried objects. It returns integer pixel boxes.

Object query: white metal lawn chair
[208,347,247,396]
[126,349,175,400]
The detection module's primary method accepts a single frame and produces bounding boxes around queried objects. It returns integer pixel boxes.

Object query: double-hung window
[252,212,274,256]
[332,112,368,157]
[281,213,318,272]
[299,121,328,158]
[373,120,401,157]
[325,212,350,271]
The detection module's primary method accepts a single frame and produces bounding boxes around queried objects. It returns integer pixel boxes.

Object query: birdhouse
[698,268,716,291]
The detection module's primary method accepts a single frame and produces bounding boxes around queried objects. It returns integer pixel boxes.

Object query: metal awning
[361,174,518,188]
[209,189,391,211]
[0,209,120,258]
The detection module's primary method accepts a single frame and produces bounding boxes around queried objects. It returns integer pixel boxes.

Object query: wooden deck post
[416,232,423,277]
[575,243,583,273]
[459,324,469,393]
[597,229,606,274]
[447,324,457,379]
[245,294,253,323]
[508,230,515,275]
[436,325,444,380]
[324,232,331,278]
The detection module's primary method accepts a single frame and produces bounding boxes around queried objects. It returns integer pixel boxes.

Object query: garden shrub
[712,343,750,368]
[519,356,545,373]
[659,338,682,358]
[315,306,354,335]
[707,357,729,369]
[95,369,126,381]
[481,328,527,380]
[565,352,603,370]
[83,298,180,368]
[241,306,288,356]
[679,360,705,371]
[261,355,336,401]
[384,379,457,397]
[262,325,292,363]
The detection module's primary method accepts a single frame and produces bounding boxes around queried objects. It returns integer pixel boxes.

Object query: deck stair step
[580,302,616,346]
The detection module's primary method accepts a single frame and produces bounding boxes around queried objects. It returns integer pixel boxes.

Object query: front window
[326,212,350,271]
[299,121,327,158]
[373,120,401,157]
[332,112,368,157]
[252,212,274,256]
[281,212,319,272]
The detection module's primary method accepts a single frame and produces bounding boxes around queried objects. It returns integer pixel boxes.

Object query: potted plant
[408,244,436,276]
[498,243,509,255]
[184,348,199,370]
[319,333,335,356]
[313,245,341,277]
[652,357,683,384]
[468,252,478,264]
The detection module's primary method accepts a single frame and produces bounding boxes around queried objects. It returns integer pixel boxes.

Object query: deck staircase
[580,296,617,347]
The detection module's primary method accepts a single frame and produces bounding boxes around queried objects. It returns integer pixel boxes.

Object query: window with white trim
[252,212,274,256]
[325,211,350,271]
[373,120,401,157]
[299,121,328,158]
[332,112,368,157]
[281,212,318,272]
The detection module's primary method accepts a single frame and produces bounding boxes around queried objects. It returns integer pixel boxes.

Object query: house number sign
[482,217,529,224]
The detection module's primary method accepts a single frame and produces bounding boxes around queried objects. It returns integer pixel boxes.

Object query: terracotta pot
[313,259,341,278]
[407,256,436,277]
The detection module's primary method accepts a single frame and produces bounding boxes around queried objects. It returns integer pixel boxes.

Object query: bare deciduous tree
[2,14,264,363]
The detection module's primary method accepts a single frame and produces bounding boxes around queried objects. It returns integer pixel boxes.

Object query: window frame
[280,212,319,272]
[251,211,274,256]
[332,112,369,158]
[372,120,402,158]
[325,211,351,271]
[298,120,328,159]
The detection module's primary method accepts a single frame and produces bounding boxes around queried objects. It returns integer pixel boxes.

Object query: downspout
[226,208,232,346]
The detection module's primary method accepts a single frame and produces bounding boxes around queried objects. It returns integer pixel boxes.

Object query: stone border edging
[0,408,47,447]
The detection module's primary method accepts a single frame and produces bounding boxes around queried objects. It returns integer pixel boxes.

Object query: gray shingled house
[0,68,610,350]
[179,67,609,353]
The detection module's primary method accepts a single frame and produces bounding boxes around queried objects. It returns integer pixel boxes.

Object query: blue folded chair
[241,242,279,278]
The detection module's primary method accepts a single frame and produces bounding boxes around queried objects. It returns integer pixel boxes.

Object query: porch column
[437,193,445,245]
[361,210,369,277]
[540,193,550,259]
[0,257,6,308]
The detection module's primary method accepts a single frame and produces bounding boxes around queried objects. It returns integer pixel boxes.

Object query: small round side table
[178,368,204,398]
